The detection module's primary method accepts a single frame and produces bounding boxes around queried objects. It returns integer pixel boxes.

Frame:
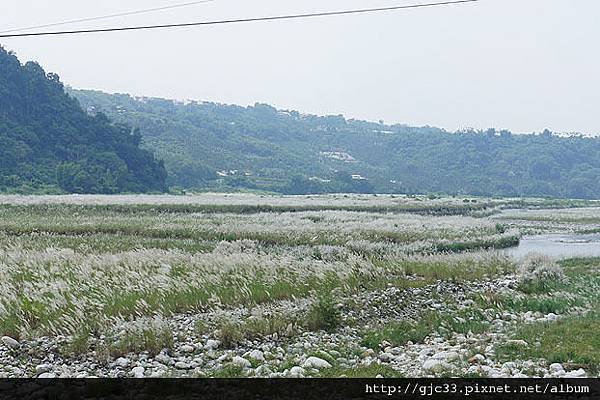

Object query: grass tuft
[316,364,405,378]
[305,293,342,333]
[495,310,600,373]
[517,254,566,294]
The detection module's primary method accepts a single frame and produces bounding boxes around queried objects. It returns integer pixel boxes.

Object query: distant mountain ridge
[70,89,600,199]
[0,47,167,194]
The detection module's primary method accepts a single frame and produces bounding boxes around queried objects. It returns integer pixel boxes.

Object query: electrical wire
[0,0,219,34]
[0,0,478,39]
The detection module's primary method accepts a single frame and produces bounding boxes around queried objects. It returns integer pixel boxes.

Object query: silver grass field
[0,194,598,378]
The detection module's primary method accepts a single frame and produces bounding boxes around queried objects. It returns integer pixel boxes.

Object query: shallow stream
[505,233,600,259]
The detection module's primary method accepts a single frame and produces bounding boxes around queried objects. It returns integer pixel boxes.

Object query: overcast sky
[2,0,599,134]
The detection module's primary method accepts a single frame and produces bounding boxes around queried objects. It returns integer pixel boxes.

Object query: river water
[505,233,600,259]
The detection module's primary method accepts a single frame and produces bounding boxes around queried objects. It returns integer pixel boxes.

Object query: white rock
[175,361,191,370]
[155,353,172,365]
[418,348,434,359]
[546,313,558,321]
[303,356,332,369]
[422,359,452,374]
[180,345,195,353]
[487,368,502,378]
[131,366,145,378]
[38,373,56,379]
[502,362,516,371]
[432,351,460,362]
[467,366,480,374]
[549,363,564,373]
[232,356,252,369]
[378,352,395,363]
[217,354,228,363]
[289,366,306,378]
[247,350,265,362]
[1,336,19,349]
[115,357,130,367]
[564,368,586,378]
[35,364,52,375]
[468,354,485,364]
[204,340,219,350]
[255,365,272,376]
[361,349,375,358]
[390,347,403,356]
[506,340,528,347]
[523,360,535,369]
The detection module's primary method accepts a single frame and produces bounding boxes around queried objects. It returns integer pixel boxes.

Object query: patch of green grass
[108,324,174,358]
[60,329,92,356]
[441,308,490,336]
[209,364,246,378]
[476,255,599,316]
[433,234,520,253]
[362,308,490,350]
[215,314,300,348]
[215,319,245,349]
[517,280,566,295]
[316,364,404,378]
[245,315,298,339]
[361,311,440,349]
[388,255,515,283]
[276,358,300,373]
[194,320,209,336]
[560,257,600,277]
[3,232,215,254]
[495,311,600,372]
[0,310,21,339]
[476,292,581,315]
[305,293,342,333]
[511,296,581,314]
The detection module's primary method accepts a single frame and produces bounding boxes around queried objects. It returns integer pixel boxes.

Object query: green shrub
[215,318,245,348]
[305,293,342,332]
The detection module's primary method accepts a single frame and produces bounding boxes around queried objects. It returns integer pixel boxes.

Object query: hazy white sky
[2,0,599,134]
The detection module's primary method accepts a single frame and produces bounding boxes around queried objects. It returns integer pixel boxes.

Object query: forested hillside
[0,47,167,194]
[71,89,600,199]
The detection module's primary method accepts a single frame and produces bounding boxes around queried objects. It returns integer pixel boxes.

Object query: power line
[0,0,478,39]
[0,0,219,34]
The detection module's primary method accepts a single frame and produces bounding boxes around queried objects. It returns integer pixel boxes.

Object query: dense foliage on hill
[71,88,600,199]
[0,48,167,194]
